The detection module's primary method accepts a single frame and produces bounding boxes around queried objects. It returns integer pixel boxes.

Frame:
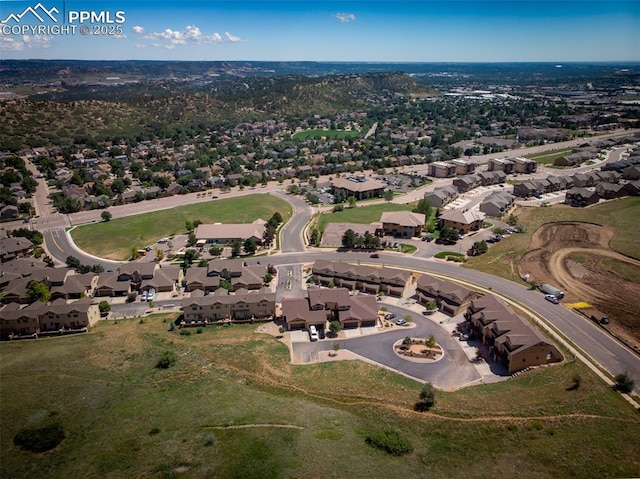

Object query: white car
[544,294,559,304]
[147,288,155,301]
[141,290,148,301]
[309,325,319,342]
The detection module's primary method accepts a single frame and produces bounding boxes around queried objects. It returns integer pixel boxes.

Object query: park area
[292,128,361,140]
[69,194,292,260]
[1,314,639,478]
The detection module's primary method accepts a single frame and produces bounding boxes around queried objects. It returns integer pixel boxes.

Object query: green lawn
[292,129,361,140]
[1,316,639,478]
[465,197,640,283]
[70,194,292,260]
[316,203,413,233]
[525,148,574,165]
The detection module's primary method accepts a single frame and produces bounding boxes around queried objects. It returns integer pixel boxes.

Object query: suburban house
[140,266,184,293]
[0,205,19,221]
[564,187,599,207]
[513,157,537,174]
[312,260,412,297]
[331,176,386,200]
[380,211,426,238]
[180,287,275,325]
[465,294,563,374]
[183,260,266,293]
[453,174,481,193]
[195,220,266,245]
[0,237,33,263]
[595,182,627,200]
[428,161,457,178]
[415,274,478,315]
[479,192,515,217]
[477,170,507,186]
[488,158,515,174]
[0,297,101,340]
[438,209,486,234]
[424,185,458,208]
[281,286,378,330]
[513,180,539,198]
[450,159,477,175]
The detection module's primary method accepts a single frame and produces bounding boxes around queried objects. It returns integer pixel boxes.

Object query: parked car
[309,325,319,342]
[385,313,396,320]
[395,318,407,326]
[317,326,326,339]
[544,294,560,304]
[370,253,380,258]
[141,290,148,301]
[147,288,156,301]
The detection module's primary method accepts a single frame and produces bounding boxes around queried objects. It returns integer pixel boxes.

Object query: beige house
[331,177,386,200]
[380,211,425,238]
[282,287,378,330]
[438,209,485,234]
[465,295,563,374]
[312,260,411,297]
[181,288,275,325]
[416,274,478,315]
[195,220,266,245]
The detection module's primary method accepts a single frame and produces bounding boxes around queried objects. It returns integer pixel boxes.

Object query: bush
[155,351,177,369]
[365,428,413,456]
[196,327,203,334]
[414,383,436,411]
[614,372,635,393]
[179,329,192,336]
[14,422,65,453]
[149,428,161,436]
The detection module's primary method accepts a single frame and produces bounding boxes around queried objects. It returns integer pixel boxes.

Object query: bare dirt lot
[519,221,640,351]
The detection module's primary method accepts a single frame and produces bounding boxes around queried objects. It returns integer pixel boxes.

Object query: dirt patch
[519,222,640,351]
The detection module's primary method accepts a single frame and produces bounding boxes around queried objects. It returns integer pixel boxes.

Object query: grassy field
[315,203,413,233]
[70,194,293,260]
[1,315,639,478]
[465,197,640,283]
[292,129,361,140]
[525,148,574,165]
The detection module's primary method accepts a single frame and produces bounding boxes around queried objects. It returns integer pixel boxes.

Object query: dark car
[370,253,380,258]
[318,326,326,339]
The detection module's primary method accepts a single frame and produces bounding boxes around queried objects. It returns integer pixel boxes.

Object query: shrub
[149,428,161,436]
[365,428,413,456]
[614,372,635,393]
[403,336,412,345]
[155,351,177,369]
[179,329,192,336]
[14,422,65,453]
[196,327,203,334]
[414,383,435,411]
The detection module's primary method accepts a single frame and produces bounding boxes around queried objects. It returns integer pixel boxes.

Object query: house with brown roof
[564,187,599,207]
[465,294,563,374]
[424,185,458,208]
[181,288,275,325]
[488,158,515,174]
[479,192,515,217]
[183,261,265,293]
[416,274,478,315]
[311,260,411,297]
[453,174,481,193]
[428,161,456,178]
[438,209,485,234]
[195,220,266,245]
[282,287,378,330]
[0,237,33,262]
[380,211,425,238]
[512,157,537,174]
[331,176,386,200]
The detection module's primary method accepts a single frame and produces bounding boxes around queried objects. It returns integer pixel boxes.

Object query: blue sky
[1,1,639,61]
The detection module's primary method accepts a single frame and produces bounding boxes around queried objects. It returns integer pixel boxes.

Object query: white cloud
[0,34,51,51]
[335,13,356,23]
[134,43,147,48]
[225,31,244,43]
[142,25,242,48]
[164,44,176,50]
[132,25,144,34]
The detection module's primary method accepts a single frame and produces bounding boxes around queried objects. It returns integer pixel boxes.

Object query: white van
[309,325,319,342]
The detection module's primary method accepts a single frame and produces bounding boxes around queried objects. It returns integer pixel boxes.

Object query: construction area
[519,221,640,353]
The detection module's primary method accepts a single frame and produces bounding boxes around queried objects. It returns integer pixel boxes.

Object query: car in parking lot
[384,313,396,320]
[147,288,155,301]
[317,326,326,339]
[309,325,319,341]
[141,290,148,301]
[544,294,560,304]
[395,318,407,326]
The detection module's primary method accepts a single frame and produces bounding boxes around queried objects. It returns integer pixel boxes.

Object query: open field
[292,129,361,140]
[315,203,413,233]
[524,148,574,165]
[70,194,292,260]
[1,315,639,478]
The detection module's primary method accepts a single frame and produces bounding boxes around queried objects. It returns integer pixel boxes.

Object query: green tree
[209,245,223,256]
[309,228,320,247]
[384,190,394,202]
[154,248,164,262]
[183,249,198,269]
[244,237,257,255]
[65,256,81,270]
[425,301,437,313]
[231,239,242,257]
[98,300,111,315]
[100,210,112,222]
[439,226,459,245]
[26,281,50,304]
[347,196,357,209]
[414,383,435,411]
[341,229,357,249]
[413,198,432,219]
[329,321,342,337]
[614,373,635,393]
[187,232,197,247]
